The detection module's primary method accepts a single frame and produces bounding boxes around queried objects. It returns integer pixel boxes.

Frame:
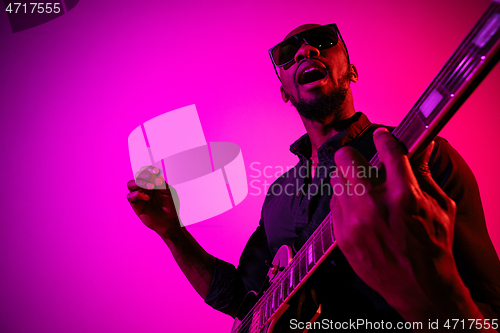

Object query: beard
[289,70,351,124]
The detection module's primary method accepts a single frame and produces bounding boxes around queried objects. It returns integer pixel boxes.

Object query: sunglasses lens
[272,38,298,67]
[305,28,338,50]
[272,26,339,67]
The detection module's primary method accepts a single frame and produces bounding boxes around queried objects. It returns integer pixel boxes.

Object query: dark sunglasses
[268,24,349,80]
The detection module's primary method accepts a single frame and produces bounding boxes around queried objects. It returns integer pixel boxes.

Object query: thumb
[411,140,434,181]
[411,141,450,210]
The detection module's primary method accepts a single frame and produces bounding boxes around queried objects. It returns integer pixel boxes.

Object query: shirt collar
[290,112,372,163]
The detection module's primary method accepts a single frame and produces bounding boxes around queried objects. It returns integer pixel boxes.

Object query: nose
[294,40,320,64]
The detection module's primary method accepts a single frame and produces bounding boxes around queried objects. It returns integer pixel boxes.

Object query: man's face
[278,24,357,123]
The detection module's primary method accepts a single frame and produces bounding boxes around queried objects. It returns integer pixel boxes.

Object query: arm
[205,224,272,317]
[330,128,496,331]
[126,166,215,299]
[161,227,216,299]
[126,166,272,317]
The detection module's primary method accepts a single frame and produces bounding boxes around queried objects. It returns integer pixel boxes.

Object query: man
[127,24,500,330]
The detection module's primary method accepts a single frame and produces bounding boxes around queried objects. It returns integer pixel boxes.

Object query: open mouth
[297,63,328,85]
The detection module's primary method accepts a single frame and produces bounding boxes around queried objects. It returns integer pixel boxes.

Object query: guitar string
[365,5,499,284]
[431,14,483,96]
[237,213,333,331]
[237,214,332,331]
[397,2,496,139]
[391,3,495,145]
[438,4,496,91]
[239,217,333,332]
[432,3,496,124]
[236,5,499,331]
[371,2,494,170]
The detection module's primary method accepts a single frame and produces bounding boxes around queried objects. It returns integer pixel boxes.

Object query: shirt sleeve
[429,137,500,319]
[204,218,272,318]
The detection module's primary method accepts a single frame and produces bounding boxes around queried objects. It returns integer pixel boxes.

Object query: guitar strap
[292,123,386,253]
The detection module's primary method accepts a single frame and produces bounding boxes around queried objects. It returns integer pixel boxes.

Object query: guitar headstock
[374,0,500,164]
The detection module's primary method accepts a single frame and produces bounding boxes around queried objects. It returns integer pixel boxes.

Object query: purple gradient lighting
[0,0,499,332]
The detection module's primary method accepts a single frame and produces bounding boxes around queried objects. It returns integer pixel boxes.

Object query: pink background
[1,0,499,332]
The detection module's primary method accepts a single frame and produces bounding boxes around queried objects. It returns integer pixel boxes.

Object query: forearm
[160,227,216,300]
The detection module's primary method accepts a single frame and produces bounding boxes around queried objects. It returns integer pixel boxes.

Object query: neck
[301,89,356,160]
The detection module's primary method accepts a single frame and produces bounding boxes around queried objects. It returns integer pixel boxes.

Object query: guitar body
[232,246,322,333]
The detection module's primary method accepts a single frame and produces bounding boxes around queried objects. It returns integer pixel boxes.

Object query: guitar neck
[254,214,336,328]
[371,0,500,167]
[238,2,500,331]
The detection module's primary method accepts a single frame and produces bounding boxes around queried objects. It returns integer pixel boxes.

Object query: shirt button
[296,191,301,197]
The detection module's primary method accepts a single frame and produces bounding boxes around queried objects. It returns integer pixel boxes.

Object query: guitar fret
[269,291,274,316]
[267,295,272,319]
[447,55,481,92]
[260,302,265,328]
[293,261,300,288]
[322,222,334,252]
[438,5,500,85]
[314,232,324,263]
[452,53,475,80]
[409,2,500,129]
[439,52,475,93]
[279,279,284,304]
[473,12,500,48]
[271,289,275,313]
[306,243,315,271]
[274,288,279,312]
[299,254,307,280]
[283,275,289,300]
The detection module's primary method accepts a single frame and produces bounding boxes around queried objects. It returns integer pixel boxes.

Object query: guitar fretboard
[372,0,500,167]
[253,213,336,330]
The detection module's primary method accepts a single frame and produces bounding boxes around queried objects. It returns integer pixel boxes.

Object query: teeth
[298,61,327,85]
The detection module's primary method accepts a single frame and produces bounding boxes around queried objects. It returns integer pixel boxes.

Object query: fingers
[412,140,434,172]
[127,165,172,211]
[136,179,157,190]
[373,128,418,190]
[374,132,455,214]
[128,178,153,190]
[333,146,372,189]
[135,166,162,182]
[133,166,166,190]
[412,141,456,212]
[127,179,140,191]
[135,166,160,179]
[127,190,150,203]
[411,141,437,194]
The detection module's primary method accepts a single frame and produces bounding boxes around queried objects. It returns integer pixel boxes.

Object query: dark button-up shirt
[205,112,500,328]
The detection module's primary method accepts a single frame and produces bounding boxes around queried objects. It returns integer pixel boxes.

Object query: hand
[330,128,469,321]
[127,166,182,238]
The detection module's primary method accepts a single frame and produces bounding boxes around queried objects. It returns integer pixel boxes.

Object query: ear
[349,64,359,83]
[280,86,289,103]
